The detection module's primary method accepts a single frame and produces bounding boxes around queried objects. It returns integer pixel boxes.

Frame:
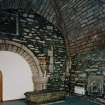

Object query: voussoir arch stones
[0,40,48,91]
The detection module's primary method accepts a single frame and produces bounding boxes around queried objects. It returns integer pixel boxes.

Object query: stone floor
[0,100,26,105]
[0,97,101,105]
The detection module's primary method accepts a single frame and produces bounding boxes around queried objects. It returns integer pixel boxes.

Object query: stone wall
[70,49,105,95]
[0,10,66,90]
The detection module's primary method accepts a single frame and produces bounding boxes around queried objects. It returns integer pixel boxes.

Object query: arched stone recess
[0,10,66,90]
[0,39,48,91]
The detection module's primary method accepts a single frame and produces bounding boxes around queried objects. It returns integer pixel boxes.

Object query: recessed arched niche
[0,10,66,91]
[0,40,49,101]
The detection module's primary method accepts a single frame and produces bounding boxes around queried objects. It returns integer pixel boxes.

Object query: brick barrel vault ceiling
[51,0,105,55]
[0,0,68,32]
[0,0,61,30]
[1,0,105,55]
[0,0,70,39]
[0,0,69,55]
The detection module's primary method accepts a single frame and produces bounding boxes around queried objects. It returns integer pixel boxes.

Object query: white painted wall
[0,51,34,101]
[74,86,85,95]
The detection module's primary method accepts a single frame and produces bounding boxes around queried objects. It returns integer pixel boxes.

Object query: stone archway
[0,40,48,91]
